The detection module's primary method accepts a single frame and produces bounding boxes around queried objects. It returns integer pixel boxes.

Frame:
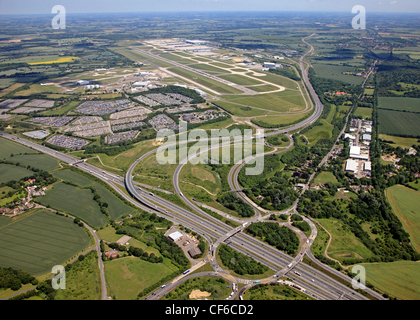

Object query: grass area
[54,251,101,300]
[266,133,290,147]
[7,154,58,171]
[0,215,13,228]
[242,283,313,300]
[214,100,267,117]
[354,107,373,119]
[378,97,420,113]
[386,185,420,253]
[133,152,178,191]
[162,276,232,300]
[14,84,61,96]
[361,261,420,300]
[52,170,93,187]
[0,137,35,159]
[0,210,90,275]
[37,182,107,228]
[249,84,281,92]
[218,74,265,86]
[168,67,243,94]
[0,164,33,184]
[378,109,420,137]
[316,218,374,263]
[252,112,311,128]
[93,183,133,220]
[41,101,81,116]
[103,256,176,300]
[188,63,230,74]
[313,171,338,185]
[378,134,419,149]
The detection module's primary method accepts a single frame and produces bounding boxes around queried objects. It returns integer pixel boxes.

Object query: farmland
[378,97,420,113]
[386,185,420,253]
[354,107,373,120]
[0,210,90,275]
[311,63,365,86]
[313,171,338,186]
[6,154,58,171]
[0,164,34,184]
[37,182,107,228]
[0,138,35,159]
[361,261,420,300]
[104,257,177,300]
[378,109,420,137]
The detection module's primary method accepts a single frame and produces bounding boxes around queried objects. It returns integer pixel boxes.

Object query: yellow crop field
[28,56,80,65]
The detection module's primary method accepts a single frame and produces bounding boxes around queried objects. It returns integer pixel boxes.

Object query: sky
[0,0,419,14]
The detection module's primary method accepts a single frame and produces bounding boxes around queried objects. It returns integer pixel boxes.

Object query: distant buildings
[362,134,372,142]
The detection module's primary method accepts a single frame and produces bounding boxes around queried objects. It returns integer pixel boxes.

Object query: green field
[317,218,374,263]
[386,185,420,253]
[218,74,265,86]
[252,112,311,128]
[378,109,420,137]
[162,276,232,300]
[312,63,364,85]
[54,251,102,300]
[104,256,176,300]
[7,154,58,171]
[242,283,313,300]
[250,84,280,92]
[0,164,33,184]
[93,183,133,220]
[37,182,107,228]
[0,138,35,159]
[378,97,420,113]
[313,171,338,186]
[52,170,93,187]
[0,210,90,275]
[361,261,420,300]
[379,134,419,149]
[354,107,373,120]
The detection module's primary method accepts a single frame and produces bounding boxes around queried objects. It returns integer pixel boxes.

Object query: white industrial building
[133,81,151,87]
[349,146,369,160]
[76,80,90,86]
[362,134,372,142]
[364,162,372,172]
[365,127,372,133]
[168,231,183,242]
[185,40,207,45]
[346,159,357,173]
[263,62,276,69]
[344,133,356,140]
[350,146,361,157]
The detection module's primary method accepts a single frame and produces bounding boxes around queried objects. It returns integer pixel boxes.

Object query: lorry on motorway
[253,281,261,284]
[287,263,293,268]
[183,270,190,275]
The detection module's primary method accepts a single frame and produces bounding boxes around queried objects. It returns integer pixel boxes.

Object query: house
[105,250,119,259]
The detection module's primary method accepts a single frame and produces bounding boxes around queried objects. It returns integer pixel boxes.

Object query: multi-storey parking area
[75,99,132,115]
[46,135,89,150]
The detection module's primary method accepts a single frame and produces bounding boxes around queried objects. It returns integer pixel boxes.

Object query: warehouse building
[345,159,357,173]
[362,134,372,142]
[364,162,372,172]
[168,231,183,242]
[263,62,276,69]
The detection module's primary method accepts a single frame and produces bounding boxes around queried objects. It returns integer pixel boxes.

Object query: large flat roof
[346,159,357,172]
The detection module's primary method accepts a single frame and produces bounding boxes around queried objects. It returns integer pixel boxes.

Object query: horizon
[1,0,420,15]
